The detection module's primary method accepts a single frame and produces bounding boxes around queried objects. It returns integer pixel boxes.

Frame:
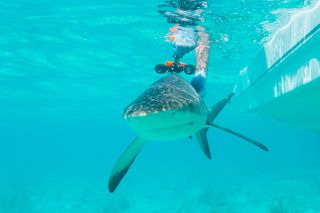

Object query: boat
[231,1,320,132]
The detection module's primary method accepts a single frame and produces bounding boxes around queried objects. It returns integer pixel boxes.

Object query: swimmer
[158,0,210,97]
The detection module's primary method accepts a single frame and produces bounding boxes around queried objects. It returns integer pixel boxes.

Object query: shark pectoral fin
[206,123,269,152]
[196,128,212,159]
[108,137,147,193]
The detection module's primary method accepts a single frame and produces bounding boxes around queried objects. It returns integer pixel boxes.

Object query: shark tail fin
[108,137,147,193]
[195,93,234,159]
[203,92,268,152]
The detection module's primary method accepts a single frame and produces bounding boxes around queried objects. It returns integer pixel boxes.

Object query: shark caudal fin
[195,93,234,159]
[195,92,267,156]
[108,137,147,193]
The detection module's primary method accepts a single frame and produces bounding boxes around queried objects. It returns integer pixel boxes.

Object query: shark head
[123,74,208,140]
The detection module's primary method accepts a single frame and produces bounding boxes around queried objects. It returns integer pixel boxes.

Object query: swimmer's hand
[173,45,195,61]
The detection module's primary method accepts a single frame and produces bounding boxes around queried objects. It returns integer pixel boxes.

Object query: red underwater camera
[154,61,196,75]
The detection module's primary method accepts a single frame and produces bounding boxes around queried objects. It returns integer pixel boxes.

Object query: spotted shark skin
[124,74,202,118]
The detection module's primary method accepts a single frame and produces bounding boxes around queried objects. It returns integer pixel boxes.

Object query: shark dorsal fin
[208,93,234,122]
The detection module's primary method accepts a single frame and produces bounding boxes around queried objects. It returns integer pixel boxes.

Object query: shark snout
[123,105,149,120]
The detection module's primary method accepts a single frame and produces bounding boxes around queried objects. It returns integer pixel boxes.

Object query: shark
[108,74,268,193]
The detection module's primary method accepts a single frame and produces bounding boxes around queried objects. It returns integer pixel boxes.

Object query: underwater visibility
[0,0,320,212]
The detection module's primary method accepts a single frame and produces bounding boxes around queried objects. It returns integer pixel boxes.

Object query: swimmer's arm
[195,29,210,76]
[191,27,210,97]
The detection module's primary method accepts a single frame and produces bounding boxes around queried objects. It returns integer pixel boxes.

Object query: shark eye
[188,121,195,126]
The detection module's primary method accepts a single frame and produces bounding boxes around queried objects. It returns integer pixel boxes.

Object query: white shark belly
[126,105,208,141]
[138,122,203,140]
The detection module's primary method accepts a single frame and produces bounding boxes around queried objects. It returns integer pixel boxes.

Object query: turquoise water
[1,0,320,212]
